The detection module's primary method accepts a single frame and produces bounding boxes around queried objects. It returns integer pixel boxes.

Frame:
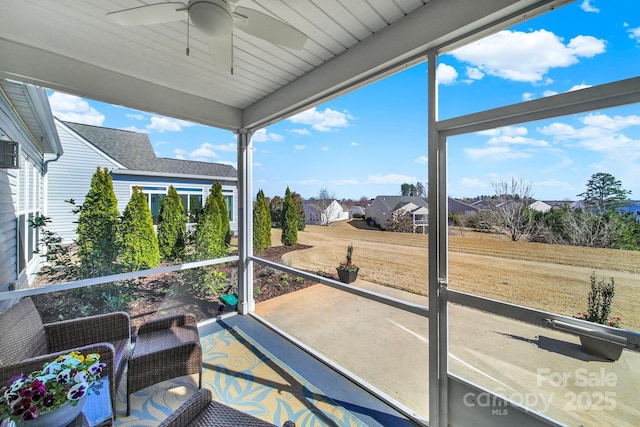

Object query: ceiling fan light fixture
[189,0,232,37]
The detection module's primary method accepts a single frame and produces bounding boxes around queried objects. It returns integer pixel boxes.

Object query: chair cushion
[0,298,47,365]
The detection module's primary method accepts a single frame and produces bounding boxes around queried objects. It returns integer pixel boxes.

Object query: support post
[427,49,449,426]
[237,129,254,314]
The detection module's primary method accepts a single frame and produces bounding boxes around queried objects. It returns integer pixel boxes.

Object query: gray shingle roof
[63,121,237,178]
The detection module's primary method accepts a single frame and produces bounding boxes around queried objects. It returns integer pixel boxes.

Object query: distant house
[448,198,479,216]
[48,120,238,243]
[617,201,640,219]
[351,205,365,218]
[304,200,349,225]
[529,200,552,212]
[367,196,429,231]
[0,79,63,297]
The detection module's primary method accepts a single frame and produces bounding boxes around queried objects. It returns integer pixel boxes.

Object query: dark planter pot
[579,335,624,361]
[337,268,359,284]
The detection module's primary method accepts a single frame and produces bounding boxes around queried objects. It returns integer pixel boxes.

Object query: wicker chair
[158,388,295,427]
[127,313,203,416]
[0,297,131,418]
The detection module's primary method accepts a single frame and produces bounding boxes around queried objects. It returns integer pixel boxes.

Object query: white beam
[438,76,640,136]
[0,38,242,130]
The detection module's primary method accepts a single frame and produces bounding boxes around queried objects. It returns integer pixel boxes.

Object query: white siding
[0,168,18,292]
[47,122,119,243]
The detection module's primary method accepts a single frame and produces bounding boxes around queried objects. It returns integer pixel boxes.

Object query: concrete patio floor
[255,279,640,427]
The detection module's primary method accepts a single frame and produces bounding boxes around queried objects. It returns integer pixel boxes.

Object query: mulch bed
[32,244,320,330]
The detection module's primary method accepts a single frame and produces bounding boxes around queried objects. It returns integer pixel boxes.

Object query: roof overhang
[0,0,572,133]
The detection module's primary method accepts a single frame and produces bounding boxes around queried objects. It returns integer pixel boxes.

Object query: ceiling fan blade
[204,31,233,75]
[233,7,307,50]
[107,2,186,26]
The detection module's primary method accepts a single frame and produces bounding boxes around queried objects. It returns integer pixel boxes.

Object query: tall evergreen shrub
[281,187,298,246]
[195,185,224,259]
[269,196,283,228]
[253,189,272,252]
[76,167,120,277]
[292,192,306,231]
[212,182,232,246]
[157,185,187,261]
[117,186,160,270]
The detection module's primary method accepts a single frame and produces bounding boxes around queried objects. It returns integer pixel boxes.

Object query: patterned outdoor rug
[115,326,367,426]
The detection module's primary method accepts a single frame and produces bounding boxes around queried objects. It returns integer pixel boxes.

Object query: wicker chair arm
[44,311,130,351]
[138,313,197,335]
[158,388,212,427]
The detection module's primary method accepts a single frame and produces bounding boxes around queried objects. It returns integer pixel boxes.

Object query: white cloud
[568,83,592,92]
[543,90,559,97]
[460,177,486,188]
[294,145,306,151]
[627,26,640,42]
[321,146,329,151]
[522,92,535,101]
[48,92,105,125]
[351,141,359,146]
[466,67,484,80]
[450,30,606,83]
[465,146,532,160]
[415,156,428,164]
[190,143,219,159]
[126,113,145,120]
[290,128,311,136]
[288,107,353,132]
[366,173,417,184]
[580,0,599,13]
[146,116,196,132]
[436,63,458,85]
[253,128,284,142]
[174,148,188,159]
[581,112,640,130]
[121,126,149,133]
[207,143,236,152]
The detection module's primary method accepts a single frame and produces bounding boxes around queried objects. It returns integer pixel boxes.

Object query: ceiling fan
[107,0,308,74]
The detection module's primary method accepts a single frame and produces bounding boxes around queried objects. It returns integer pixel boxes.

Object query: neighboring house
[0,79,63,297]
[47,120,238,243]
[351,205,365,218]
[529,200,552,212]
[448,198,479,216]
[366,196,429,231]
[304,199,349,225]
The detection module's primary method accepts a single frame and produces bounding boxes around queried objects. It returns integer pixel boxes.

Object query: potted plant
[336,243,359,284]
[575,273,624,360]
[0,351,106,426]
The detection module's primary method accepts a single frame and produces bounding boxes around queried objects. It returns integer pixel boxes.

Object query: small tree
[489,177,534,241]
[578,172,631,213]
[253,189,272,253]
[579,273,616,326]
[195,185,224,259]
[117,186,160,270]
[212,182,232,245]
[269,195,283,228]
[281,187,298,246]
[157,185,187,261]
[76,167,120,277]
[292,192,306,231]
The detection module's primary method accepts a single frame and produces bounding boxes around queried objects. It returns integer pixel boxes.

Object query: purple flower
[22,406,38,421]
[67,383,87,401]
[43,393,55,408]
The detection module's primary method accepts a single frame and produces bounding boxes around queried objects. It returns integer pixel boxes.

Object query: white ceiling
[1,0,572,131]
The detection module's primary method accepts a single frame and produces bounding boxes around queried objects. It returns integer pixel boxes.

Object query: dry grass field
[271,220,640,332]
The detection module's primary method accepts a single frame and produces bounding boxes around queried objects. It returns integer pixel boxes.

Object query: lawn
[273,220,640,332]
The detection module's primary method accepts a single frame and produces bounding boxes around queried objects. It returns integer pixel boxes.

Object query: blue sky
[48,0,640,202]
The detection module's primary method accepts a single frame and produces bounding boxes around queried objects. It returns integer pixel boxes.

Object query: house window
[139,186,167,224]
[176,188,204,222]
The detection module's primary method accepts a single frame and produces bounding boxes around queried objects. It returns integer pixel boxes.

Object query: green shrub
[76,167,120,277]
[292,192,306,231]
[117,186,160,270]
[157,185,187,261]
[281,187,298,246]
[212,182,232,246]
[269,196,283,228]
[253,189,272,253]
[195,184,225,260]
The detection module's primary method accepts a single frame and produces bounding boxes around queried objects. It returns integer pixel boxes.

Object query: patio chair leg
[199,371,202,389]
[127,394,131,417]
